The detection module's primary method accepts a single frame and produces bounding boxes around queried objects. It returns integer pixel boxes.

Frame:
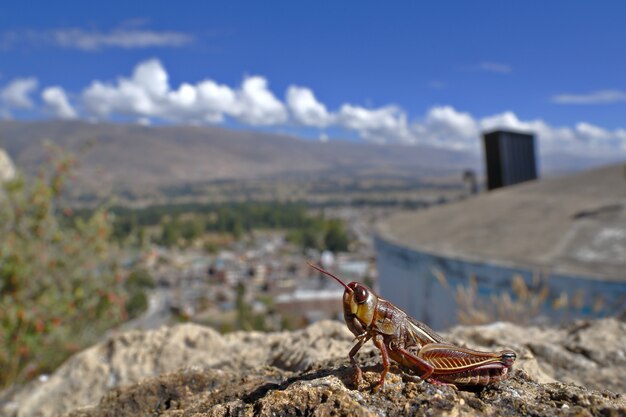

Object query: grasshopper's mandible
[308,262,516,390]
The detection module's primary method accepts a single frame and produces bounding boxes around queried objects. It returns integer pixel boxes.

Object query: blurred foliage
[287,217,349,252]
[0,147,136,388]
[124,268,155,292]
[123,268,155,320]
[323,219,350,252]
[235,282,265,331]
[79,201,350,252]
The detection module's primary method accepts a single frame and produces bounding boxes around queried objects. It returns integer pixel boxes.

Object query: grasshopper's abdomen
[436,365,511,385]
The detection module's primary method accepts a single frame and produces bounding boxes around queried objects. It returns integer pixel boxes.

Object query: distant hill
[0,120,620,202]
[0,120,477,200]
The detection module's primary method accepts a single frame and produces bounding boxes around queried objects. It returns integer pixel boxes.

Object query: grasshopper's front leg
[371,334,390,392]
[348,333,371,387]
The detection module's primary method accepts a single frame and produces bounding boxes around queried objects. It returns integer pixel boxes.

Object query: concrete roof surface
[376,163,626,281]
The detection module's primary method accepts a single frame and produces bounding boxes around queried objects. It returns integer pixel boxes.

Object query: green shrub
[123,268,154,320]
[125,292,149,319]
[125,268,155,291]
[323,219,349,252]
[286,217,350,252]
[0,147,127,387]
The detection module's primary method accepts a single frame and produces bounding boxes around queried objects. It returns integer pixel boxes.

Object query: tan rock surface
[1,318,624,417]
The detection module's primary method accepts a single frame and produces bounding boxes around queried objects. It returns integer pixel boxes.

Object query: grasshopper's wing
[405,316,447,345]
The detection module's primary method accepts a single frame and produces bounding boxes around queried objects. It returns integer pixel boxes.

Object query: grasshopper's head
[308,262,377,336]
[500,351,516,367]
[344,281,377,331]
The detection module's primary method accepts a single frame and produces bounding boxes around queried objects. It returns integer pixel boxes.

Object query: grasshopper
[308,262,516,390]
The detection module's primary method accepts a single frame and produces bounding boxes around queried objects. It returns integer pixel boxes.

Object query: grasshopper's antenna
[307,261,352,292]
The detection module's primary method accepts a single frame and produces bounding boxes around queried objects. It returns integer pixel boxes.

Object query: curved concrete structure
[375,164,626,329]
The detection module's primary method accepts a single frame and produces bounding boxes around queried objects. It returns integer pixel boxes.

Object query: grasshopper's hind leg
[393,346,435,382]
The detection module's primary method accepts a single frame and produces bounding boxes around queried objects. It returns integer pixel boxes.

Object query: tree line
[78,201,350,252]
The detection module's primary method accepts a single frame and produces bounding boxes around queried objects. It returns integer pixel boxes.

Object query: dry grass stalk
[431,268,575,326]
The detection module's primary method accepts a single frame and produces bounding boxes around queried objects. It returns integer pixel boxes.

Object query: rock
[446,318,626,393]
[61,368,626,417]
[0,321,356,417]
[0,148,15,182]
[1,319,624,417]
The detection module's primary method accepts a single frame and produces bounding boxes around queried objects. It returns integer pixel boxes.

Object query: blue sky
[1,1,625,158]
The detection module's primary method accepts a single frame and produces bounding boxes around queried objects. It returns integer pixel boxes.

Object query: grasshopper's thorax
[343,282,377,337]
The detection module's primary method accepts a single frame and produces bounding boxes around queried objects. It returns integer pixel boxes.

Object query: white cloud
[478,111,626,157]
[552,90,626,104]
[232,76,287,125]
[286,86,332,127]
[54,28,192,51]
[133,59,169,97]
[41,86,77,119]
[479,62,512,73]
[0,77,38,110]
[76,59,626,157]
[83,60,163,118]
[575,122,610,140]
[82,59,287,126]
[193,80,238,123]
[4,58,626,159]
[337,104,413,143]
[1,27,192,51]
[413,106,479,150]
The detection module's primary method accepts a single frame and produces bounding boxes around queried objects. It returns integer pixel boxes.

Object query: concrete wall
[375,235,626,330]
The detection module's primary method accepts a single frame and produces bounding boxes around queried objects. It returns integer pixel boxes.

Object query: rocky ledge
[1,318,624,417]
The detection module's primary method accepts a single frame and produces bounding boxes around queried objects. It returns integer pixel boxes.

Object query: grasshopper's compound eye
[354,285,369,304]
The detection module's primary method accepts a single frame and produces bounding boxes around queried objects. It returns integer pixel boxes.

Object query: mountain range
[0,120,619,202]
